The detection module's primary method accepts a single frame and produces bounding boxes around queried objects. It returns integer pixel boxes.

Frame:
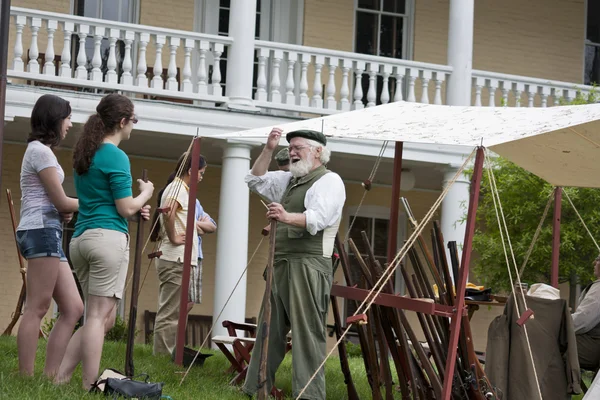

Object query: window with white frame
[72,0,139,82]
[354,0,413,105]
[585,0,600,85]
[344,210,406,323]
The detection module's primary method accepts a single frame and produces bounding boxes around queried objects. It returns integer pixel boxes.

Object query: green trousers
[242,257,333,400]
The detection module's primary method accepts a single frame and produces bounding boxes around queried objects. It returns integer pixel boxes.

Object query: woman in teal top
[55,94,154,390]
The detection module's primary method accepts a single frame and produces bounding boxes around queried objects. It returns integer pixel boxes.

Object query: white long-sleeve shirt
[572,280,600,335]
[244,169,346,236]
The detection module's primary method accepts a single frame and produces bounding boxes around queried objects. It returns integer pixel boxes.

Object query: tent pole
[387,142,403,271]
[441,146,485,400]
[0,0,12,194]
[551,186,562,289]
[174,137,201,366]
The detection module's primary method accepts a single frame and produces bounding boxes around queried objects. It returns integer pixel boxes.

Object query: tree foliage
[471,88,600,293]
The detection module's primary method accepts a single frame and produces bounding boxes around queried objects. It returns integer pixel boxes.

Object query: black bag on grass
[91,368,164,399]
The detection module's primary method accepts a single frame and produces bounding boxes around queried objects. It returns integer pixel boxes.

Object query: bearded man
[242,128,346,399]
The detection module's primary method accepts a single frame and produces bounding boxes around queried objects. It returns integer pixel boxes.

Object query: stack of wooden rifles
[329,199,498,400]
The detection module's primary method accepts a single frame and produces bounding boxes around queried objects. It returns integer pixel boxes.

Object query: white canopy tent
[218,101,600,188]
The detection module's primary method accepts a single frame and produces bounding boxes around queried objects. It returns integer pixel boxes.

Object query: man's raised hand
[266,128,283,151]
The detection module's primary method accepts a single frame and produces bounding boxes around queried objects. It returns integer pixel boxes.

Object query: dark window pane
[220,0,230,8]
[77,0,99,17]
[256,0,261,12]
[358,0,380,10]
[349,216,371,255]
[373,218,389,256]
[355,11,378,56]
[585,44,600,85]
[380,15,403,58]
[255,14,261,38]
[219,8,230,35]
[587,0,600,43]
[383,0,405,13]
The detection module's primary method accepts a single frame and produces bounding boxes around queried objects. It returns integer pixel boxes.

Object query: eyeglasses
[288,145,310,153]
[128,115,138,124]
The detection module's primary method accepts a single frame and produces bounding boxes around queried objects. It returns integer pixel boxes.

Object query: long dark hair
[29,94,71,148]
[150,151,207,242]
[73,93,134,175]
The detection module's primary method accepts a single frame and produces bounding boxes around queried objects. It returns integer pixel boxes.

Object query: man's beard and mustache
[289,153,315,178]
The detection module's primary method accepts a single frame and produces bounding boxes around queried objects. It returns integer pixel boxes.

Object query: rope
[342,140,389,242]
[563,189,600,252]
[295,147,477,399]
[518,191,553,278]
[483,149,542,400]
[178,235,267,385]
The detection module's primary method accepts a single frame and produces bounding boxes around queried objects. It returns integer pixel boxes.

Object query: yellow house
[1,0,597,354]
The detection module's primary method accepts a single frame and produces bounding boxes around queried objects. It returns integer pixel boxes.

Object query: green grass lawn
[0,335,591,399]
[0,335,381,399]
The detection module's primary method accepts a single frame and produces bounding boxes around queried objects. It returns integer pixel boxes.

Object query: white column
[440,167,470,282]
[446,0,474,106]
[225,0,258,110]
[212,141,252,343]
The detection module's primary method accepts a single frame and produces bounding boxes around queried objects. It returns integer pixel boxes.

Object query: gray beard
[289,158,314,178]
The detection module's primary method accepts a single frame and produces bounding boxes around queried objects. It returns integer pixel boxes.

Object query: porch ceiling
[3,118,443,191]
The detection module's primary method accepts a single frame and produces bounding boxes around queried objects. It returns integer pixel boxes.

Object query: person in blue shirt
[191,198,217,305]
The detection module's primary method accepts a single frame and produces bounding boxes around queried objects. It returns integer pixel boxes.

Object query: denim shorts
[16,227,67,262]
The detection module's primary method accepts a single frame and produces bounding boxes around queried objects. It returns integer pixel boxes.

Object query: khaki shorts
[70,228,130,299]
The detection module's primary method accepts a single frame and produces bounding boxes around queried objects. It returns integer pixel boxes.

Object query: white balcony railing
[9,7,232,103]
[7,7,597,116]
[472,70,596,107]
[253,41,453,115]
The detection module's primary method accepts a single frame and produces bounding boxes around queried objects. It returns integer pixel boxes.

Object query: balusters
[151,34,165,89]
[433,72,443,105]
[181,39,194,93]
[393,66,405,102]
[270,50,283,104]
[60,21,74,78]
[325,57,338,110]
[486,78,498,107]
[166,37,180,91]
[197,41,209,96]
[419,70,431,104]
[299,53,310,107]
[90,27,105,82]
[381,65,391,105]
[121,30,134,85]
[75,24,89,80]
[285,52,297,105]
[553,88,563,106]
[406,68,417,102]
[513,82,524,107]
[311,55,324,108]
[473,77,483,106]
[539,87,549,107]
[43,20,57,75]
[353,61,365,109]
[136,32,149,87]
[106,28,120,84]
[340,59,351,111]
[527,86,535,108]
[366,63,377,107]
[28,18,41,73]
[211,43,224,97]
[500,82,509,106]
[13,15,26,72]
